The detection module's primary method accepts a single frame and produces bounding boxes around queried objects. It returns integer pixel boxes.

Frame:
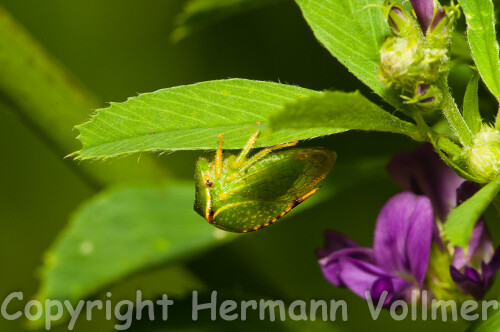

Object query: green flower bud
[464,124,500,182]
[402,83,442,111]
[384,2,421,38]
[378,1,455,106]
[426,4,460,49]
[378,36,448,91]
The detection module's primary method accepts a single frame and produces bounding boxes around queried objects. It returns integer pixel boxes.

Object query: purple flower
[450,221,500,299]
[449,182,500,299]
[319,144,500,302]
[389,145,500,299]
[387,143,463,249]
[387,143,464,220]
[318,192,433,304]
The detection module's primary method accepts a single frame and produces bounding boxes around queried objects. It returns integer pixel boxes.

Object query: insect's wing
[236,148,335,202]
[212,200,292,233]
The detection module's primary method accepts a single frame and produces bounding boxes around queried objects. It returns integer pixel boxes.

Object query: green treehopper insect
[194,131,336,233]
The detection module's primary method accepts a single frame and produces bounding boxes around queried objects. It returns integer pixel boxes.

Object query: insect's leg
[244,139,298,168]
[226,139,298,181]
[249,139,298,162]
[215,134,224,179]
[233,130,259,168]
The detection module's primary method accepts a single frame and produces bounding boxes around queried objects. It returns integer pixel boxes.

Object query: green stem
[0,6,169,188]
[437,78,474,147]
[436,136,463,157]
[411,108,462,158]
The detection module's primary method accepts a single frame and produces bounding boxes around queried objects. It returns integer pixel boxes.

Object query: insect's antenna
[215,134,224,178]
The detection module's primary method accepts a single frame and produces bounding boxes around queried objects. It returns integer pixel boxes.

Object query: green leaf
[269,90,421,139]
[34,174,354,328]
[451,30,473,62]
[468,305,500,332]
[73,79,345,160]
[458,0,500,102]
[444,176,500,247]
[172,0,283,41]
[294,0,403,109]
[463,71,482,136]
[36,183,236,309]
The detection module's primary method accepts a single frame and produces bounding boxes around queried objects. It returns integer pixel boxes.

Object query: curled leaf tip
[65,151,79,159]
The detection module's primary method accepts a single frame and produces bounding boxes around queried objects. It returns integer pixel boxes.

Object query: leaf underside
[37,184,237,305]
[444,176,500,247]
[74,79,345,160]
[270,90,420,139]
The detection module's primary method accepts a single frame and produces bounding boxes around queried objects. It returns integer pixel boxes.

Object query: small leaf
[172,0,283,41]
[458,0,500,102]
[36,184,237,310]
[444,176,500,247]
[269,91,421,139]
[462,71,482,135]
[430,138,482,183]
[295,0,404,109]
[450,30,472,62]
[74,79,345,160]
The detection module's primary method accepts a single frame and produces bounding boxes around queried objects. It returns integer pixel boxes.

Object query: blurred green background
[0,0,498,331]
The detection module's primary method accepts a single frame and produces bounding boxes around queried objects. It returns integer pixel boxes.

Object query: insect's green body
[194,132,336,233]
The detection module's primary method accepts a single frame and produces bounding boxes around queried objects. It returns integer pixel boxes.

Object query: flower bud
[402,83,441,111]
[426,5,459,49]
[464,124,500,182]
[387,4,406,33]
[378,36,448,91]
[385,3,421,38]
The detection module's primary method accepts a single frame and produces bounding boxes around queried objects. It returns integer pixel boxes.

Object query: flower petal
[430,8,446,31]
[387,144,464,220]
[340,257,410,301]
[371,277,396,305]
[464,266,482,283]
[320,257,344,287]
[319,247,374,287]
[317,230,361,259]
[450,266,485,300]
[453,220,493,270]
[406,197,434,285]
[483,247,500,287]
[410,0,435,33]
[374,192,433,285]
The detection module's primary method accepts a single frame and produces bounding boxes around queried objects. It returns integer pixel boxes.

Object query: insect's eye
[203,178,214,187]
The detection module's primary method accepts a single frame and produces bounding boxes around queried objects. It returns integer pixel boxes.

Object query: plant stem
[411,108,462,158]
[0,6,169,188]
[437,78,474,147]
